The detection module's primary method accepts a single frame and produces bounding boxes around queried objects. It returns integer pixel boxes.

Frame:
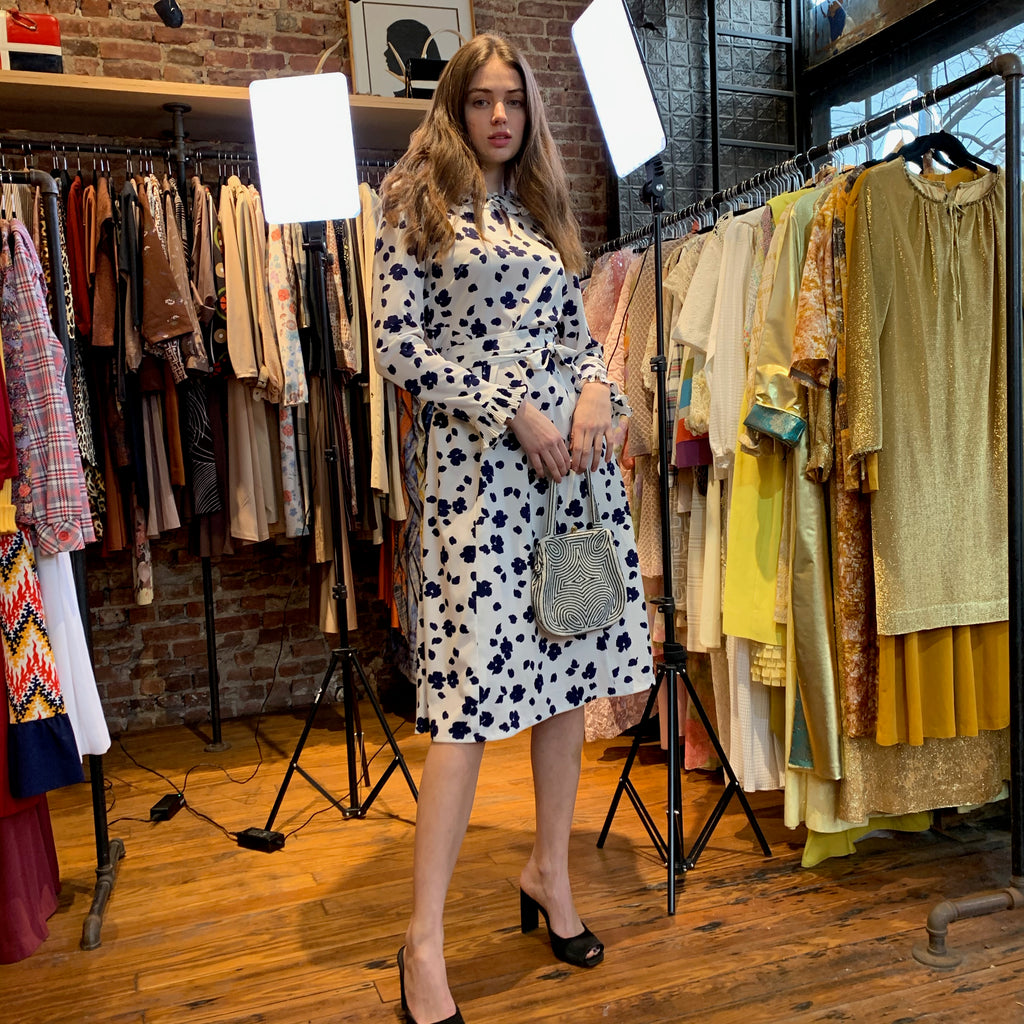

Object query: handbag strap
[542,469,599,537]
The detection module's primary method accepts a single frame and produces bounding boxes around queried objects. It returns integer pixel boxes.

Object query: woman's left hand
[569,381,614,473]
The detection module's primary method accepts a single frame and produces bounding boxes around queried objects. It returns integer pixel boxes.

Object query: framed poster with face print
[347,0,476,97]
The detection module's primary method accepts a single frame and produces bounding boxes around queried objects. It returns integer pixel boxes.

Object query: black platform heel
[397,947,465,1024]
[519,889,605,968]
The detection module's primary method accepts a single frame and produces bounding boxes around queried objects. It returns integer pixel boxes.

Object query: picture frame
[347,0,476,98]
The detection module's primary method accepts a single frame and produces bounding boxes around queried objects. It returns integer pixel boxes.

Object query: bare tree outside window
[829,22,1024,167]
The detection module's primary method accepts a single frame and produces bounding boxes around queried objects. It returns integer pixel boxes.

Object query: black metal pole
[163,102,191,199]
[202,555,229,752]
[708,0,721,194]
[1000,53,1024,889]
[17,169,125,949]
[647,158,686,913]
[308,233,364,811]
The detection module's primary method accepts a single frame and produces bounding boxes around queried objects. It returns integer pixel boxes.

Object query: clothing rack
[593,54,1024,959]
[593,56,1019,258]
[5,167,126,950]
[0,128,233,753]
[1,121,397,760]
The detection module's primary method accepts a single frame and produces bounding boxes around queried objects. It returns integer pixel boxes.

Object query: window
[827,21,1024,166]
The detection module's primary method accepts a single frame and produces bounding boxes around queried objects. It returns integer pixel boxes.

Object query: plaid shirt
[0,220,95,554]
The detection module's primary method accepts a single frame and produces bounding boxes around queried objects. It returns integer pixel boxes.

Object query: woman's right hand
[509,402,571,481]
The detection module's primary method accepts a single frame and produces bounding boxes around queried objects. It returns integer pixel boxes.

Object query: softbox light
[572,0,666,178]
[249,73,361,224]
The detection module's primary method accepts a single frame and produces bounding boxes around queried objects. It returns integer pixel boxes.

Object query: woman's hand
[509,402,571,481]
[569,381,614,473]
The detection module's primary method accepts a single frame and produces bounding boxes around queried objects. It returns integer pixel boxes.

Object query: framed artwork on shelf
[347,0,475,98]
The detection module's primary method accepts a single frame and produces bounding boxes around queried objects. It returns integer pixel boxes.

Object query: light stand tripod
[238,222,418,851]
[596,158,771,912]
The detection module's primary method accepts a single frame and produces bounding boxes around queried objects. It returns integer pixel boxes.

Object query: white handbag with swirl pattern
[530,469,627,638]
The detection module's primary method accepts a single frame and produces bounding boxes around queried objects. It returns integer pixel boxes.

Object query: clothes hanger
[888,128,998,173]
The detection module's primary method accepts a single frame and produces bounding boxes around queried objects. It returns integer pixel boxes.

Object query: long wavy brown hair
[379,33,586,273]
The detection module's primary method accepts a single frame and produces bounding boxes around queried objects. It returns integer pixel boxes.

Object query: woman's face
[463,55,527,191]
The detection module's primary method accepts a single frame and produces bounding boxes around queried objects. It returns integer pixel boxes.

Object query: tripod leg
[663,663,684,914]
[265,651,340,831]
[350,651,420,809]
[597,678,661,848]
[339,656,361,808]
[679,666,772,859]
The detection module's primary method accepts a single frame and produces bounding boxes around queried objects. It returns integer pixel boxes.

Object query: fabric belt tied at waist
[444,327,576,374]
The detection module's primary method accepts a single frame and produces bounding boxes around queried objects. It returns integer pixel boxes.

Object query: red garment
[0,356,18,481]
[65,173,92,340]
[0,706,60,964]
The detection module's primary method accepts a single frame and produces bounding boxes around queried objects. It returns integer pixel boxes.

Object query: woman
[372,33,653,1024]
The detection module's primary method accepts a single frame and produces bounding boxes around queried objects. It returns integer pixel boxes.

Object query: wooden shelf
[0,70,428,152]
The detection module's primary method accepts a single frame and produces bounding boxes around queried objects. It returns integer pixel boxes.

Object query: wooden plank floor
[3,706,1023,1024]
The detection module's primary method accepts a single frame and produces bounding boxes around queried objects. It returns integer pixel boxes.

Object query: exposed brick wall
[85,533,397,734]
[4,0,609,733]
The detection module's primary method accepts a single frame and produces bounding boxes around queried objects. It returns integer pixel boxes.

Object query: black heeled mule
[396,946,465,1024]
[519,889,605,968]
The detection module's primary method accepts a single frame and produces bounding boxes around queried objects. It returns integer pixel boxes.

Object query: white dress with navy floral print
[373,192,653,742]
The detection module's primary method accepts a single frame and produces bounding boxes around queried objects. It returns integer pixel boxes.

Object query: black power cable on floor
[105,547,410,844]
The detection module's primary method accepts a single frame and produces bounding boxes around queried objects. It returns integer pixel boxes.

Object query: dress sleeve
[561,271,631,420]
[372,215,528,446]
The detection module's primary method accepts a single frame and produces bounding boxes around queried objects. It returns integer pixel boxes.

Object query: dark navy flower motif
[566,685,584,706]
[454,264,469,279]
[451,721,472,739]
[424,581,442,598]
[500,291,517,309]
[510,683,525,703]
[462,695,478,717]
[428,672,445,691]
[582,662,597,680]
[383,314,403,332]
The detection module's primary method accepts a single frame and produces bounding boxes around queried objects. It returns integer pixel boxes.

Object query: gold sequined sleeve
[845,169,894,464]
